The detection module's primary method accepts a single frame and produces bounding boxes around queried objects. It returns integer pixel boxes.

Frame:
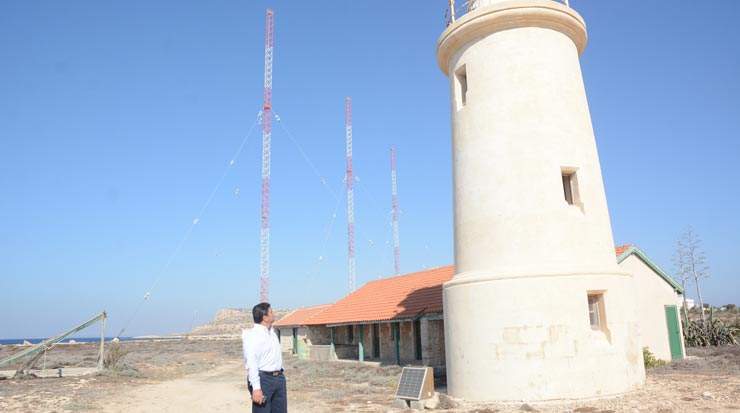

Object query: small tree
[674,226,710,325]
[672,239,692,326]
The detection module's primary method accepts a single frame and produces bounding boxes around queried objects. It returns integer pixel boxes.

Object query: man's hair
[253,302,271,324]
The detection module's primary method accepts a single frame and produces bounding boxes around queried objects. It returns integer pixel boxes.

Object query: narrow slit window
[455,65,467,110]
[562,173,574,204]
[348,325,354,344]
[561,168,580,206]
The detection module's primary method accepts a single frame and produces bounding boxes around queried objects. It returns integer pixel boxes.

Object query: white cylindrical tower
[437,0,645,402]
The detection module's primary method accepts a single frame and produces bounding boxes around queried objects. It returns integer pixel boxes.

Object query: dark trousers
[248,371,287,413]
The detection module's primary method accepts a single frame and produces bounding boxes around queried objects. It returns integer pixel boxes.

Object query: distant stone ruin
[190,308,290,336]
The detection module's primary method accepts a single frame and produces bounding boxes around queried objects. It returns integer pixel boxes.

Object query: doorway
[664,305,684,360]
[372,324,380,358]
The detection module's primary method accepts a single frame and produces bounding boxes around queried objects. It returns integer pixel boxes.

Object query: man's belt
[259,369,284,377]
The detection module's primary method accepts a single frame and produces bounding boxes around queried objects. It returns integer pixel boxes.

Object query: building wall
[333,325,358,359]
[375,322,413,364]
[276,327,311,358]
[399,321,417,364]
[422,318,446,367]
[359,325,375,361]
[277,325,338,360]
[379,323,395,362]
[277,327,294,353]
[307,325,332,345]
[363,321,429,365]
[619,255,685,361]
[295,318,444,367]
[333,325,353,345]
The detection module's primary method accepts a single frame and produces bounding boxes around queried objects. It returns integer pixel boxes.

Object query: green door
[664,305,684,360]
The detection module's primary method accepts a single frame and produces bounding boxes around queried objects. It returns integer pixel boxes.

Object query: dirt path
[100,361,249,413]
[98,360,324,413]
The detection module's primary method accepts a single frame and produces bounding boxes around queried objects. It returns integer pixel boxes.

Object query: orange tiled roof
[614,244,633,257]
[306,266,455,326]
[273,304,331,327]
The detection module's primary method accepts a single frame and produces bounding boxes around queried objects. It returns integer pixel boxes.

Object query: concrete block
[391,398,409,409]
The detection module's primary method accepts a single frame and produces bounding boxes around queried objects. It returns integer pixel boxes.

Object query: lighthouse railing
[445,0,571,27]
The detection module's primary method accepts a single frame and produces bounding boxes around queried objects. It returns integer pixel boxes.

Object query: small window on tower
[561,168,580,207]
[455,65,468,110]
[587,292,606,331]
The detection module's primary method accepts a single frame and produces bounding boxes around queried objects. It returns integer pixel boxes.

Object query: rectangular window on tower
[455,65,468,110]
[587,292,607,331]
[561,168,581,209]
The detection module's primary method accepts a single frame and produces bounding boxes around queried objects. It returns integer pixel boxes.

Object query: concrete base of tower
[442,270,646,402]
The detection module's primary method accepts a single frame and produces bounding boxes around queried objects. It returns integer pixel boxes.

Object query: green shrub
[103,342,129,369]
[683,319,738,347]
[643,347,667,369]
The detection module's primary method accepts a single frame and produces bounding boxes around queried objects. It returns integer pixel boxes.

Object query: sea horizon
[0,337,134,346]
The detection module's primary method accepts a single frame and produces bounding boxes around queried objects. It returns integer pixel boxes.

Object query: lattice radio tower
[390,146,401,275]
[259,9,274,302]
[345,97,356,292]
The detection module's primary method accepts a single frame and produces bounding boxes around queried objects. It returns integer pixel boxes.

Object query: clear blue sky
[2,0,738,338]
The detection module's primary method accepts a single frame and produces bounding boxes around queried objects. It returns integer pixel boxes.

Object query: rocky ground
[0,339,240,412]
[0,340,738,412]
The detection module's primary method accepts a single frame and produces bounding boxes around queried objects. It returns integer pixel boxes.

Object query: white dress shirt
[242,323,283,390]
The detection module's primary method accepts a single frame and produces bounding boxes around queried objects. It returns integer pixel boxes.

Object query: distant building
[684,298,696,310]
[275,245,685,370]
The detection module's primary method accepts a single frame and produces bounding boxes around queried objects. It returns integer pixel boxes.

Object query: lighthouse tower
[437,0,645,402]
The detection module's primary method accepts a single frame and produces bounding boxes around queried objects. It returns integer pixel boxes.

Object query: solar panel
[395,367,433,400]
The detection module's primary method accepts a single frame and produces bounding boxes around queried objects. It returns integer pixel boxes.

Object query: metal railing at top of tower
[444,0,571,27]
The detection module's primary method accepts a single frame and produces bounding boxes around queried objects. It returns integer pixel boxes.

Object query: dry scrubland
[0,339,738,412]
[689,307,740,329]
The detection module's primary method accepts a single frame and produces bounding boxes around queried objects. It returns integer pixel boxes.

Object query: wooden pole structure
[330,327,336,359]
[394,323,400,365]
[1,312,107,373]
[97,311,107,370]
[358,325,365,362]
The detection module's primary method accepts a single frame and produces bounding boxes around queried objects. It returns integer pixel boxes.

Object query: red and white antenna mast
[345,97,356,292]
[259,9,274,302]
[390,146,401,275]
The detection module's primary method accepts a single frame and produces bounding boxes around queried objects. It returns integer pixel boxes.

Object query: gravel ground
[0,339,242,412]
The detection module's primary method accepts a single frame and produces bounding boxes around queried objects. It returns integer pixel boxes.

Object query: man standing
[242,302,286,413]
